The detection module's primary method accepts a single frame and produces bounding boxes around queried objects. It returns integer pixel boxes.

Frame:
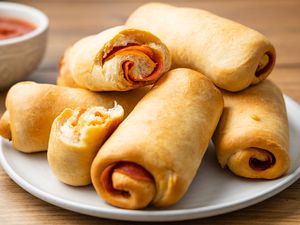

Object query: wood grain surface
[0,0,300,224]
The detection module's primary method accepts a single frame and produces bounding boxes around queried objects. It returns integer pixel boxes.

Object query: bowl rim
[0,2,49,46]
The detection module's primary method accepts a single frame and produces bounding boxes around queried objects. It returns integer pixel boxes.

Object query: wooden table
[1,0,300,224]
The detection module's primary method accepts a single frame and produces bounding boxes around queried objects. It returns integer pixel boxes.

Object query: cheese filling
[60,103,121,143]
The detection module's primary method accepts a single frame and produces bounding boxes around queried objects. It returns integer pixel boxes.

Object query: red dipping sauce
[0,16,36,40]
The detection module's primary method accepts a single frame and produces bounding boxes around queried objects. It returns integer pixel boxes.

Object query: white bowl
[0,2,48,90]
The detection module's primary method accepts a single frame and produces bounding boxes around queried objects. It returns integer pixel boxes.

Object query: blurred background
[1,1,300,225]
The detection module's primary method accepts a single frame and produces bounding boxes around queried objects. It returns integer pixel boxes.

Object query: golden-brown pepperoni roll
[48,104,124,186]
[213,80,289,179]
[91,68,223,209]
[126,3,275,92]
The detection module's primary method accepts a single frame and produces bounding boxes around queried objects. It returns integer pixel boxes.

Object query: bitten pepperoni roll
[91,68,223,209]
[59,26,171,91]
[0,82,149,152]
[213,80,290,179]
[48,104,124,186]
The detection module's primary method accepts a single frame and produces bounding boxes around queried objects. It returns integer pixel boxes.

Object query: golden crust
[213,80,289,179]
[57,49,79,88]
[126,3,276,92]
[0,111,11,140]
[0,82,149,152]
[106,171,156,209]
[91,68,223,208]
[61,25,171,91]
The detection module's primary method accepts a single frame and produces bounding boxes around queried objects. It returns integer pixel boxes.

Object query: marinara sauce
[0,17,35,40]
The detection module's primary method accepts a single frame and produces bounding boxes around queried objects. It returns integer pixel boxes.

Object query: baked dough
[0,82,149,152]
[48,104,124,186]
[91,68,223,209]
[59,25,171,91]
[0,111,11,140]
[213,80,289,179]
[57,50,79,88]
[126,3,276,92]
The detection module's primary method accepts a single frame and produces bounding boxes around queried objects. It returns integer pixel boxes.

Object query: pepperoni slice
[102,44,164,83]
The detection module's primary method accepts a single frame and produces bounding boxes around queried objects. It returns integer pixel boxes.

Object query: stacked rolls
[125,2,289,182]
[0,2,290,210]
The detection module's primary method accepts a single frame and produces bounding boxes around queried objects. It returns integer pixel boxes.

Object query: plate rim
[1,95,300,222]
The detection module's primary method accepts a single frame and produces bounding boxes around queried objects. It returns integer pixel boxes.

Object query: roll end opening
[249,151,276,171]
[255,52,274,78]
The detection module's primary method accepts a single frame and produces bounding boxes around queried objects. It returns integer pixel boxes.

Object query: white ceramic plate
[1,96,300,222]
